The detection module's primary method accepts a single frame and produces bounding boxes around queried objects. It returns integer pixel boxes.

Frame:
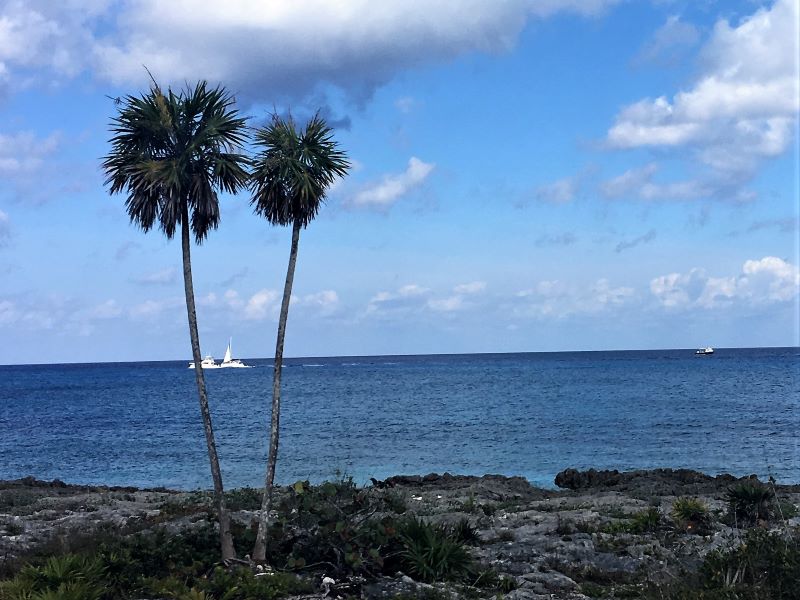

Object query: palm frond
[249,112,350,228]
[102,79,250,242]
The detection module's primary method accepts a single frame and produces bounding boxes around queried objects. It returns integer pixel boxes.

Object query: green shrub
[448,518,480,545]
[399,517,473,583]
[671,498,711,534]
[0,555,107,600]
[726,482,774,526]
[224,487,262,512]
[647,529,800,599]
[630,507,661,533]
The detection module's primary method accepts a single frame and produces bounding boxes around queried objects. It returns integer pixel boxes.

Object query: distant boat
[695,347,715,356]
[219,338,251,369]
[188,356,221,369]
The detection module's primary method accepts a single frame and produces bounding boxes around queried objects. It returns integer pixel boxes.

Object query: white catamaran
[219,338,251,368]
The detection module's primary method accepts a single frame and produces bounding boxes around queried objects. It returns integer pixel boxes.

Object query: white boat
[695,347,714,355]
[219,338,251,368]
[188,355,221,369]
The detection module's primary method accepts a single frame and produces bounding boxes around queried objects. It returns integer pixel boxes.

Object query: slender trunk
[181,203,236,562]
[252,220,302,561]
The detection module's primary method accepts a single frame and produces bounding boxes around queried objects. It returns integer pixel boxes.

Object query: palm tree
[102,80,249,561]
[249,114,350,561]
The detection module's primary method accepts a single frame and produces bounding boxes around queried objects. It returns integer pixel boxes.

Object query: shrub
[630,507,661,533]
[726,482,774,526]
[399,517,473,583]
[0,555,107,600]
[448,518,480,545]
[647,529,800,599]
[671,498,711,534]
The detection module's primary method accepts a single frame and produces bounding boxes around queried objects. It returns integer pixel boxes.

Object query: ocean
[1,348,798,490]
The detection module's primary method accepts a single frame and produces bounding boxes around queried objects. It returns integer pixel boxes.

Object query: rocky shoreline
[1,469,799,599]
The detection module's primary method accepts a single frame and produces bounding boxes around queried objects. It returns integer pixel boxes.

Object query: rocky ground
[1,470,799,599]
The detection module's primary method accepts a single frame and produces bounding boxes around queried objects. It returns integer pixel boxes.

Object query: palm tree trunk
[252,220,302,562]
[180,203,236,562]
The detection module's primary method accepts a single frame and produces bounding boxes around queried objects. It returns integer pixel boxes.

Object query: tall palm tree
[102,81,249,561]
[249,114,349,561]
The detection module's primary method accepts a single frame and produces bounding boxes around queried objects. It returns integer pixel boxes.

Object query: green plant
[630,507,661,533]
[726,482,774,526]
[671,498,711,534]
[645,529,800,599]
[399,517,473,583]
[0,555,107,600]
[448,518,480,545]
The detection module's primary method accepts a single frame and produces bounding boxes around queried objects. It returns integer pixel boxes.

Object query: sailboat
[219,338,251,368]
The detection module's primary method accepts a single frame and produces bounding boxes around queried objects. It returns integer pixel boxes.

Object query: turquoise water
[1,348,798,489]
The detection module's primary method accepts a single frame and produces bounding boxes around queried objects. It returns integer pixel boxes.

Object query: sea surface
[1,348,798,490]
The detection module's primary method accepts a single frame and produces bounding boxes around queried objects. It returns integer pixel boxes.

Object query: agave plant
[399,517,474,582]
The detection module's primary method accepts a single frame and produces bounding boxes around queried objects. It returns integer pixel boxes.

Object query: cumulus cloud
[292,290,340,316]
[350,157,435,209]
[244,289,279,320]
[615,229,656,253]
[87,1,619,104]
[598,162,750,203]
[650,256,800,309]
[129,298,181,319]
[605,0,799,199]
[134,267,178,286]
[514,278,635,318]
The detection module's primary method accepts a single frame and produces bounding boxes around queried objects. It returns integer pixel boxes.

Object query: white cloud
[0,131,60,176]
[605,0,799,196]
[0,209,9,245]
[86,1,620,104]
[134,267,178,286]
[453,281,486,295]
[635,14,700,66]
[292,290,340,316]
[244,289,279,320]
[350,157,435,209]
[89,299,122,319]
[534,175,579,204]
[513,278,635,318]
[650,256,800,309]
[129,299,169,319]
[599,162,726,202]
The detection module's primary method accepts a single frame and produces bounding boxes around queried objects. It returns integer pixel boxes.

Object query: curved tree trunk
[252,220,302,562]
[181,203,236,562]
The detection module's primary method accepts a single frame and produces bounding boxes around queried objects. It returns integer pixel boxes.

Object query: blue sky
[0,0,798,364]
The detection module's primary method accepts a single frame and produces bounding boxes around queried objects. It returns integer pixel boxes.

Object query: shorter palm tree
[102,80,250,561]
[249,113,350,561]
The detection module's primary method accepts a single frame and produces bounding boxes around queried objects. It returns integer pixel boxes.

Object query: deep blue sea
[1,348,798,490]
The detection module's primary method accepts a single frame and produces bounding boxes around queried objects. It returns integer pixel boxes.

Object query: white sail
[223,339,233,363]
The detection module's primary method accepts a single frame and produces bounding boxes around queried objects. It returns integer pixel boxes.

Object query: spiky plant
[727,481,774,525]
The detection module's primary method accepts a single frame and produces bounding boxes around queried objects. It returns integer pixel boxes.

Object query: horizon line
[2,345,797,368]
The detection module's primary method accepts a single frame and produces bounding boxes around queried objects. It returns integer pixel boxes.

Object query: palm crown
[102,81,250,242]
[249,113,350,228]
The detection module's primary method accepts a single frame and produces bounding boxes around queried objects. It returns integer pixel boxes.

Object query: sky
[0,0,798,364]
